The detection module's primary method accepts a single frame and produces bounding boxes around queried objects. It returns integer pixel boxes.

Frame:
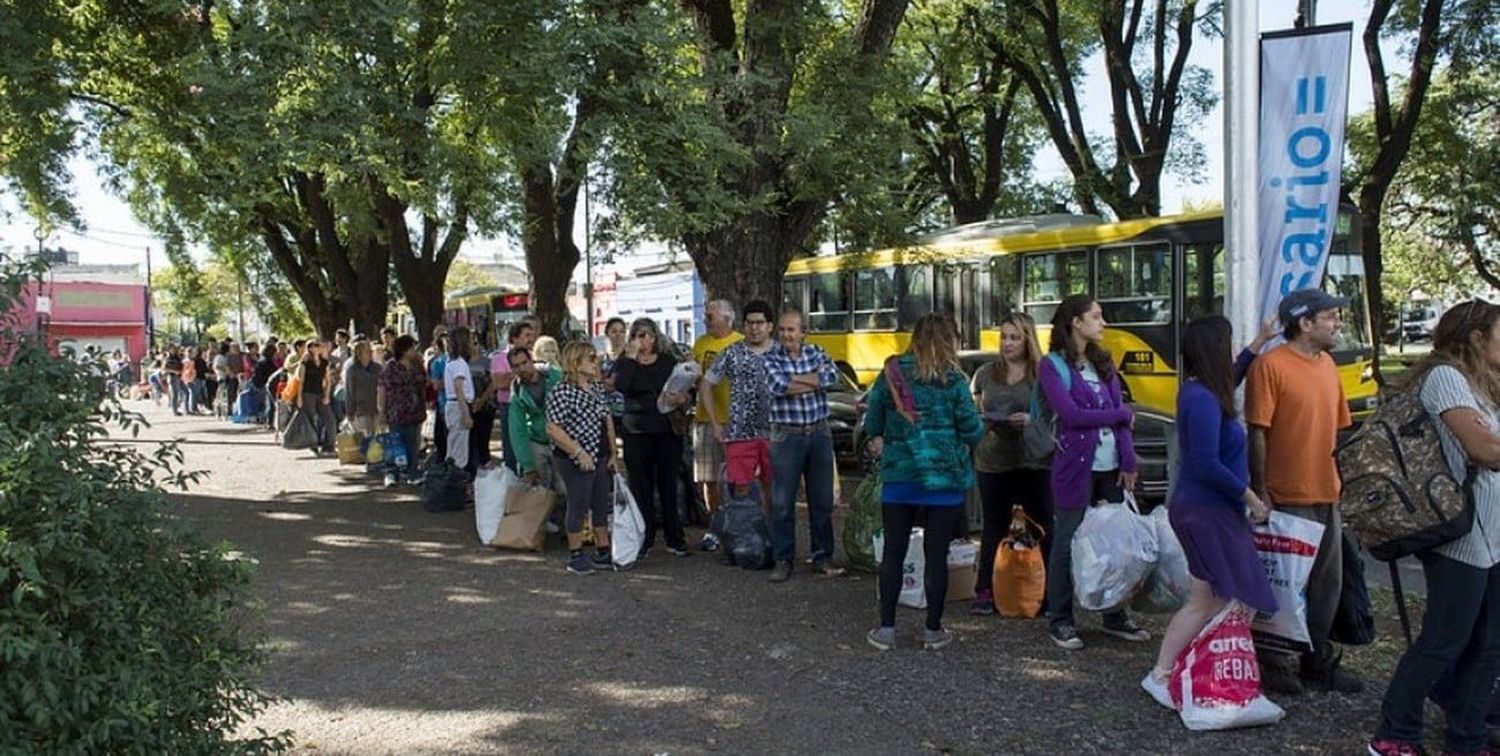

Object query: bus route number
[1121,351,1155,374]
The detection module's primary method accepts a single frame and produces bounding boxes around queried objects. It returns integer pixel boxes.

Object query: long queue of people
[134,290,1499,751]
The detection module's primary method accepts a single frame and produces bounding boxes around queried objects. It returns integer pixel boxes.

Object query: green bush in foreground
[0,260,287,753]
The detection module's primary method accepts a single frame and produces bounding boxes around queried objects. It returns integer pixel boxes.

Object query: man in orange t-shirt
[1245,288,1358,696]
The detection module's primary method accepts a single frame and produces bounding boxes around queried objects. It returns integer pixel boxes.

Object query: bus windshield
[1324,210,1372,360]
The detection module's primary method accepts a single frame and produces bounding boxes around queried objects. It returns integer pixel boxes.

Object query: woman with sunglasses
[546,341,619,574]
[613,318,692,557]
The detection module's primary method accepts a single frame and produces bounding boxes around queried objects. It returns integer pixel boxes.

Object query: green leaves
[0,258,286,753]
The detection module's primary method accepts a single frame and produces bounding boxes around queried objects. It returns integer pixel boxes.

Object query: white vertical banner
[1256,25,1353,324]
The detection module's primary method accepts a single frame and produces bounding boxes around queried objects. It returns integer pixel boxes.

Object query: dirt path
[122,402,1426,755]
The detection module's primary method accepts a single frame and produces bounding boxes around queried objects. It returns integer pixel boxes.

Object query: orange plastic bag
[280,373,303,404]
[993,506,1046,618]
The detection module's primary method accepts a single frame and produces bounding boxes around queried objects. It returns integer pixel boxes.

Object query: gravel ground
[115,402,1444,755]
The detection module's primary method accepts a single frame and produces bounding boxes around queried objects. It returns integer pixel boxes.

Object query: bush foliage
[0,259,286,753]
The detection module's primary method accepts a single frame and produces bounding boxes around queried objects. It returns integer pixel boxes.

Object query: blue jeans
[769,423,836,564]
[1377,552,1500,752]
[169,375,186,413]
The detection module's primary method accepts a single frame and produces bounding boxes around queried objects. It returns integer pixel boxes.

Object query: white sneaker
[383,473,397,488]
[1140,670,1175,710]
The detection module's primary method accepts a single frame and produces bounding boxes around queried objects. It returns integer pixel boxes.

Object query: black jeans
[623,432,684,551]
[878,503,965,632]
[433,404,448,461]
[1377,552,1500,752]
[976,469,1053,593]
[1046,470,1129,630]
[467,404,495,475]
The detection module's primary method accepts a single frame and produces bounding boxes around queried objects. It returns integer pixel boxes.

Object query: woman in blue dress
[1141,315,1277,708]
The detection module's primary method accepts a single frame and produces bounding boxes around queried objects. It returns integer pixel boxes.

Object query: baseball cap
[1278,288,1349,324]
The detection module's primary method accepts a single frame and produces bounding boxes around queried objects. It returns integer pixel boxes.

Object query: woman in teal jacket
[863,313,985,651]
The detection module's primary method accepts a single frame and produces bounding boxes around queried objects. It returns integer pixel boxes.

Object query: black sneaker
[769,561,793,583]
[566,551,594,575]
[1100,617,1151,643]
[666,546,691,557]
[590,550,614,570]
[1050,624,1084,650]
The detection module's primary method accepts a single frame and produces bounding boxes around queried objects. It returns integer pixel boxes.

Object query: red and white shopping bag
[1170,602,1286,731]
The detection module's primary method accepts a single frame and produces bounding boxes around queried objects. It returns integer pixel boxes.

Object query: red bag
[1170,602,1285,731]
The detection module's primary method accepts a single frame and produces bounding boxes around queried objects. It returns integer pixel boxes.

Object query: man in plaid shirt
[763,306,843,583]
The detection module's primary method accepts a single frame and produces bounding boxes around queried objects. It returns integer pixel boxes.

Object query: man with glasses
[491,321,538,474]
[704,300,777,519]
[1245,288,1360,695]
[763,306,843,583]
[693,300,742,551]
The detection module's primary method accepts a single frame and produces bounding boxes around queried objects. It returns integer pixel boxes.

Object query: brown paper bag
[495,485,557,552]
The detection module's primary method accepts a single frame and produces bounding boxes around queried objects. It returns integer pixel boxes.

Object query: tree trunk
[521,164,581,337]
[1357,189,1388,381]
[686,202,823,310]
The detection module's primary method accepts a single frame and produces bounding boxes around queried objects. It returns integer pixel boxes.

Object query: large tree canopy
[601,0,914,308]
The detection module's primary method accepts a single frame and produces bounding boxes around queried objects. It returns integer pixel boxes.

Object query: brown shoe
[769,561,793,583]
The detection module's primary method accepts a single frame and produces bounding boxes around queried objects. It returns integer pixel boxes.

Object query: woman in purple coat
[1038,294,1146,651]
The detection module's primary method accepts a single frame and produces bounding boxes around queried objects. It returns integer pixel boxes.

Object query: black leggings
[976,469,1054,592]
[878,503,965,631]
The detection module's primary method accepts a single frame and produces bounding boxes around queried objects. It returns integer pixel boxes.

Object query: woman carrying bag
[546,341,619,575]
[863,313,985,651]
[612,318,691,557]
[1370,300,1500,756]
[1141,315,1277,708]
[1038,294,1146,651]
[970,311,1054,616]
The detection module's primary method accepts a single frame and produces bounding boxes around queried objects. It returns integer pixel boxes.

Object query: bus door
[935,262,982,350]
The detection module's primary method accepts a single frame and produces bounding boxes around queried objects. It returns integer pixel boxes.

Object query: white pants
[444,402,470,470]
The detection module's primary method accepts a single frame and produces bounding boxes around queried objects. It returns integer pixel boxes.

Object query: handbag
[993,505,1047,617]
[495,483,557,551]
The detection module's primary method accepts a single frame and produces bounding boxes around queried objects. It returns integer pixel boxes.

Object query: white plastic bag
[873,527,927,609]
[1071,493,1159,612]
[1251,511,1325,651]
[611,473,646,568]
[474,465,519,546]
[1133,505,1192,614]
[1172,601,1286,731]
[656,361,701,413]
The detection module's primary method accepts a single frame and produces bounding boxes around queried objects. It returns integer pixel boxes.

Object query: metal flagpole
[1224,0,1261,351]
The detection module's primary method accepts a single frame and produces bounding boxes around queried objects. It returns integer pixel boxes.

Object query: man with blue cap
[1244,287,1361,695]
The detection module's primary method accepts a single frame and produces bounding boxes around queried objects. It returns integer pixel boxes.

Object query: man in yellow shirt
[693,300,743,551]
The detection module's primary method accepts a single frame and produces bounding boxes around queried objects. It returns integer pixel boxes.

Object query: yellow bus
[782,206,1379,421]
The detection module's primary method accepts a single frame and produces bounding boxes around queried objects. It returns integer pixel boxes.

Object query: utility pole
[1224,0,1261,354]
[145,246,155,351]
[1296,0,1318,27]
[236,276,247,342]
[583,170,594,337]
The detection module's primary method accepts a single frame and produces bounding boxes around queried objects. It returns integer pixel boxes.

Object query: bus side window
[985,256,1021,327]
[852,267,897,331]
[1097,244,1173,325]
[782,277,808,313]
[1184,243,1224,319]
[1021,250,1088,324]
[899,265,933,330]
[807,272,850,333]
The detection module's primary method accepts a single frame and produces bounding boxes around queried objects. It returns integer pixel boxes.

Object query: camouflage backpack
[1335,381,1476,561]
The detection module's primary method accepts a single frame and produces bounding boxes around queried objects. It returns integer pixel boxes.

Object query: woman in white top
[1370,300,1500,756]
[442,327,476,471]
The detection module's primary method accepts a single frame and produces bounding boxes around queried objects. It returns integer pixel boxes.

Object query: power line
[54,228,151,250]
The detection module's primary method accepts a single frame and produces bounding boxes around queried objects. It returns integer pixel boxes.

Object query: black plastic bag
[714,480,771,570]
[1330,531,1376,646]
[422,457,468,513]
